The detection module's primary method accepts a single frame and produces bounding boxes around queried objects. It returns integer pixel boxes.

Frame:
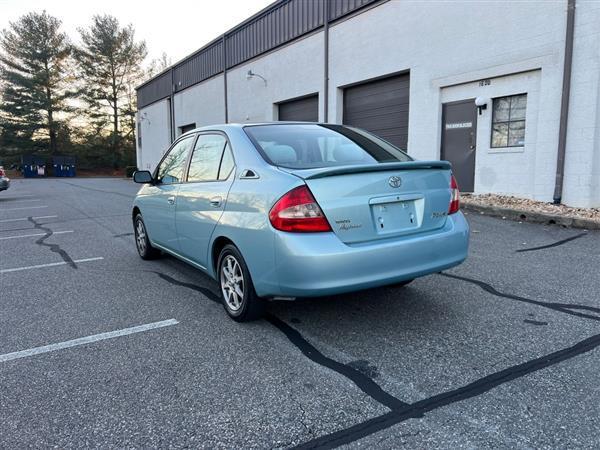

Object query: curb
[462,203,600,230]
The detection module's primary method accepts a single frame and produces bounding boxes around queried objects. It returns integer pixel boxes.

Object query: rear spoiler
[291,161,452,180]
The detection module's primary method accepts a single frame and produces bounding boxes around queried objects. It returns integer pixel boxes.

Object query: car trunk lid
[281,161,453,244]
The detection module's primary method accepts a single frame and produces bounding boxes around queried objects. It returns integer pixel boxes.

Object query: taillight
[269,185,332,232]
[0,168,5,177]
[448,174,460,214]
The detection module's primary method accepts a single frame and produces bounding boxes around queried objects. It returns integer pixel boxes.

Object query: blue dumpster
[52,156,64,177]
[52,156,76,177]
[21,155,46,178]
[66,156,76,177]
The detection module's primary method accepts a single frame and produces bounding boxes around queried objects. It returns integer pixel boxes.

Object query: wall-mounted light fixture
[246,70,267,87]
[475,97,489,115]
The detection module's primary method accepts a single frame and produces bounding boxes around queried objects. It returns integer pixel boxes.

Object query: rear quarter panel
[207,128,303,296]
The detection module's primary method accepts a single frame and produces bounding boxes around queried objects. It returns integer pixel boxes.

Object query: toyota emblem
[388,176,402,188]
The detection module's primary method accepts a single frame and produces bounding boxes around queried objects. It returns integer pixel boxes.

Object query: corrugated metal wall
[174,40,224,93]
[137,71,172,109]
[225,0,325,68]
[329,0,375,20]
[137,0,379,109]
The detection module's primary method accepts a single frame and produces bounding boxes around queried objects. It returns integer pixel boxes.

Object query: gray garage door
[278,95,319,122]
[343,73,410,149]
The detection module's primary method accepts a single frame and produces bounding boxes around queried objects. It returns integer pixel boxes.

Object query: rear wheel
[218,244,265,322]
[134,213,160,260]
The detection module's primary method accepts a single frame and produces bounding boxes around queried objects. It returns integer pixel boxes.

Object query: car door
[176,133,236,268]
[142,135,195,252]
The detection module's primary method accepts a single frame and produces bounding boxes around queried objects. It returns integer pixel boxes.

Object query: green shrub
[125,166,137,178]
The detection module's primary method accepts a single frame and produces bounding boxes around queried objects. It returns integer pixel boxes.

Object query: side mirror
[133,170,153,184]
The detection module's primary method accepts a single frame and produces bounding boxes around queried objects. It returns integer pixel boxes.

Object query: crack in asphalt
[288,393,316,442]
[78,248,600,449]
[524,319,548,326]
[142,268,600,449]
[27,216,77,269]
[293,331,600,449]
[150,271,410,413]
[265,314,410,412]
[113,232,134,238]
[516,232,587,253]
[441,272,600,322]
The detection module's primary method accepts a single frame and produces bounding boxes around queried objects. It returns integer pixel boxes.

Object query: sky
[0,0,273,64]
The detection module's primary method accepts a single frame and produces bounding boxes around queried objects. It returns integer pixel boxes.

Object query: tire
[217,244,265,322]
[133,213,160,260]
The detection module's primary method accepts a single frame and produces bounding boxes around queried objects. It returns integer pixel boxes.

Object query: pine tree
[76,15,146,167]
[0,11,75,158]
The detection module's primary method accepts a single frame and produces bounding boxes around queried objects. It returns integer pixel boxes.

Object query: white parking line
[0,319,179,363]
[0,230,73,241]
[0,257,104,274]
[1,205,48,212]
[0,215,57,223]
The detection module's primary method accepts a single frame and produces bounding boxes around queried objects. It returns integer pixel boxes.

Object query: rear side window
[187,134,234,182]
[244,124,411,169]
[218,144,234,180]
[156,137,194,184]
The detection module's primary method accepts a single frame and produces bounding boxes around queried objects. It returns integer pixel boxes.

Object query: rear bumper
[258,212,469,297]
[0,178,9,191]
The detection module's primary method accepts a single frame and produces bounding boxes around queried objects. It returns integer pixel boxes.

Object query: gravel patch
[462,193,600,224]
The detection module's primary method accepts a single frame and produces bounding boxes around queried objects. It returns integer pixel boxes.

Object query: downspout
[553,0,576,204]
[323,0,330,123]
[223,34,229,123]
[170,68,176,142]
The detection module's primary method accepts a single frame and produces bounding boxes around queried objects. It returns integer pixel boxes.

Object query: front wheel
[133,213,160,260]
[217,244,265,322]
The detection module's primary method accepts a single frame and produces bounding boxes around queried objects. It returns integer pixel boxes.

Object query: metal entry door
[441,99,477,192]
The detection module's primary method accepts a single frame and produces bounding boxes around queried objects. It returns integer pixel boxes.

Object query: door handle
[210,196,222,208]
[167,196,176,205]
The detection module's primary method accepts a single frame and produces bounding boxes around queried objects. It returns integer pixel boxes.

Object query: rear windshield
[244,124,412,169]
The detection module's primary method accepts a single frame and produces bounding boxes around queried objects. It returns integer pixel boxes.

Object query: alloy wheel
[221,255,245,311]
[135,219,147,255]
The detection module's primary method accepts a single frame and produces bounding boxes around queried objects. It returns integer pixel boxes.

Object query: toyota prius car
[132,123,469,321]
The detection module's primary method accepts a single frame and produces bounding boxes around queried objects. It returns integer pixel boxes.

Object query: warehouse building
[136,0,600,207]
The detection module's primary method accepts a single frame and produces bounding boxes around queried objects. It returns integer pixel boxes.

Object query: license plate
[371,200,418,234]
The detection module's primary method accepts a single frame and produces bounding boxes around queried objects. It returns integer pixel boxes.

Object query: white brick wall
[173,75,225,134]
[137,98,171,173]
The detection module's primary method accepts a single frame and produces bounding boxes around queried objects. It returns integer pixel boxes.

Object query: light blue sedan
[132,123,469,321]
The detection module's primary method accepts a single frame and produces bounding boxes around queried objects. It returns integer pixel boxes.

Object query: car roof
[179,121,326,137]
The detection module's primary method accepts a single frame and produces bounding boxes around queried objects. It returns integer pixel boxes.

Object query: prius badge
[388,176,402,188]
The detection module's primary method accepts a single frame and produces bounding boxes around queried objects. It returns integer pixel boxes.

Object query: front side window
[156,137,193,184]
[187,134,230,182]
[244,124,411,169]
[491,94,527,148]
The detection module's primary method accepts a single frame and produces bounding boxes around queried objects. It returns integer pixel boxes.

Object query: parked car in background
[132,123,470,321]
[0,166,10,192]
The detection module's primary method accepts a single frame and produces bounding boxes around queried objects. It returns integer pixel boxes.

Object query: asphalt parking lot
[1,178,599,449]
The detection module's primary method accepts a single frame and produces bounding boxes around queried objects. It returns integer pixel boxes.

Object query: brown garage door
[343,73,410,149]
[278,95,319,122]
